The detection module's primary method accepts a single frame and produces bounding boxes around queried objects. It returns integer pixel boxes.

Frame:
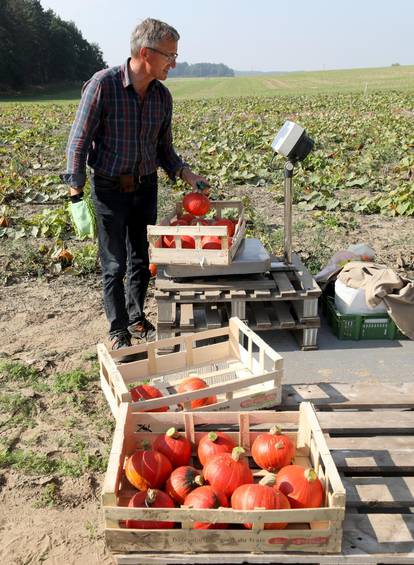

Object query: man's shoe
[128,317,157,342]
[111,333,132,350]
[111,333,140,363]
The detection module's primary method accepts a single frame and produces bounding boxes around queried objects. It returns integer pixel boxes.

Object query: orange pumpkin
[183,192,210,216]
[177,376,217,409]
[125,442,172,491]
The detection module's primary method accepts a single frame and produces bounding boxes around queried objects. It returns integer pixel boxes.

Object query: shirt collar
[122,57,157,92]
[121,59,132,88]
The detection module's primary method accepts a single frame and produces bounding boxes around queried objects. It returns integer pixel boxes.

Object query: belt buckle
[119,174,135,193]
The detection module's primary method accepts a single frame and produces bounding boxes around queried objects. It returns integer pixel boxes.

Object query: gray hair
[131,18,180,57]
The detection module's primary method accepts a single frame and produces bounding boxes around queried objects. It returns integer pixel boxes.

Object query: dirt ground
[1,187,413,564]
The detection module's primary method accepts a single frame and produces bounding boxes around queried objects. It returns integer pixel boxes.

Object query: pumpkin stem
[304,468,318,482]
[194,474,204,486]
[145,489,157,506]
[141,439,151,450]
[269,425,281,435]
[166,427,180,439]
[207,432,218,442]
[259,473,277,487]
[231,446,246,461]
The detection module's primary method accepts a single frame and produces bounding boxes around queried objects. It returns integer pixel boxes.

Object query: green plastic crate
[324,296,406,340]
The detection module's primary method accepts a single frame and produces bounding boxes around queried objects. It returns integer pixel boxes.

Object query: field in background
[0,64,413,103]
[168,65,414,99]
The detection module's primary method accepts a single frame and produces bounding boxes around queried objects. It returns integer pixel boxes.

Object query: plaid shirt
[63,59,185,188]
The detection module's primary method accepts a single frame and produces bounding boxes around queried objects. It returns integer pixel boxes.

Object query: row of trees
[0,0,106,90]
[169,62,234,78]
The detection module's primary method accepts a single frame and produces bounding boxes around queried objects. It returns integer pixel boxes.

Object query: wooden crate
[98,317,283,419]
[102,402,346,558]
[147,200,246,266]
[104,385,414,564]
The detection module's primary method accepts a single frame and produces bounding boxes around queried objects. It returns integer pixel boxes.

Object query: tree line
[0,0,234,91]
[169,62,234,78]
[0,0,106,90]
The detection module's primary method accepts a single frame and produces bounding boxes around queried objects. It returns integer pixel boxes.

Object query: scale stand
[283,159,296,266]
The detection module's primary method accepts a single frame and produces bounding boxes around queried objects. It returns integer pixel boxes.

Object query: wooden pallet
[98,317,283,418]
[110,386,414,565]
[155,253,321,350]
[103,403,346,559]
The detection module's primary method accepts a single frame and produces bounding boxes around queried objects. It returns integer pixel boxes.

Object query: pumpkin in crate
[183,485,229,529]
[212,218,235,237]
[183,192,210,217]
[197,431,236,466]
[177,213,195,224]
[166,465,204,504]
[129,384,168,412]
[163,219,195,249]
[203,447,253,498]
[276,464,324,509]
[191,217,210,226]
[125,442,172,491]
[201,235,222,249]
[125,488,175,529]
[177,376,217,409]
[153,427,192,468]
[251,426,296,472]
[231,474,291,529]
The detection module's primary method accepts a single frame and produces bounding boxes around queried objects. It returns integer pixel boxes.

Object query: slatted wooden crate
[155,253,321,350]
[102,402,346,559]
[147,200,246,266]
[110,389,414,565]
[98,317,283,419]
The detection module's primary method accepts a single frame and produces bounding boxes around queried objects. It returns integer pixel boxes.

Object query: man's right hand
[69,187,84,196]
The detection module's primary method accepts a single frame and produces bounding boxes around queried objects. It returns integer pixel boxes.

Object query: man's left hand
[180,168,211,196]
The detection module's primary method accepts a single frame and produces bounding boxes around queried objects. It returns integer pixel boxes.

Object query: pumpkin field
[0,66,414,563]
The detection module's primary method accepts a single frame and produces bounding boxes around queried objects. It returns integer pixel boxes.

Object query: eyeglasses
[147,47,178,63]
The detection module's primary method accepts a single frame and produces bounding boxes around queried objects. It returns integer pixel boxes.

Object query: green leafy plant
[52,370,91,393]
[72,243,99,275]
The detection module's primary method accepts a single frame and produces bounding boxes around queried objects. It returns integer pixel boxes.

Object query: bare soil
[1,186,413,564]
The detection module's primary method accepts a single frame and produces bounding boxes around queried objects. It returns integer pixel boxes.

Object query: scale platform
[163,238,271,279]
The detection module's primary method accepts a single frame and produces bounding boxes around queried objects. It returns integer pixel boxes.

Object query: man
[62,18,209,353]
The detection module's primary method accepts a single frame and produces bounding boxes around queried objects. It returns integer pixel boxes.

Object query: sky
[39,0,414,72]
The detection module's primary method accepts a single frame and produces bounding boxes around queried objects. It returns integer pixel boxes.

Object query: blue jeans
[90,172,157,338]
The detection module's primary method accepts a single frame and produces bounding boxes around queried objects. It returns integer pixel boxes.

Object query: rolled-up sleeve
[64,79,103,188]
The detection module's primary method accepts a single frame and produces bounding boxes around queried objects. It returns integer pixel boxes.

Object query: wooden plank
[291,253,321,295]
[156,273,276,292]
[204,304,222,328]
[252,289,272,298]
[249,301,272,328]
[179,303,194,329]
[282,383,414,410]
[344,476,414,507]
[317,411,414,434]
[274,301,296,327]
[115,513,414,563]
[271,271,297,295]
[330,440,414,472]
[204,290,222,299]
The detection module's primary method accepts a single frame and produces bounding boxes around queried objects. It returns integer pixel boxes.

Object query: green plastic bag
[68,197,96,240]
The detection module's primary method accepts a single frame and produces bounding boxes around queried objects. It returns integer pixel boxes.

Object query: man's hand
[69,186,84,196]
[180,168,211,196]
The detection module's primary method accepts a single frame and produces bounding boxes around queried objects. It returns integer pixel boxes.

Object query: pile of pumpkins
[130,377,217,411]
[163,192,237,251]
[121,422,324,530]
